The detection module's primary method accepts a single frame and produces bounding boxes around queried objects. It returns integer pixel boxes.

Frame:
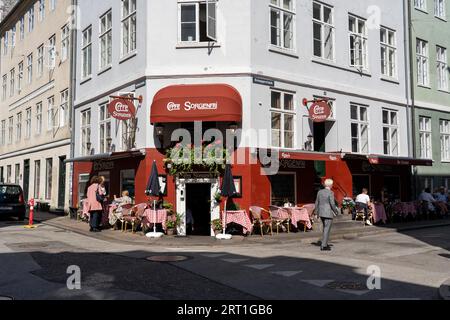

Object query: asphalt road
[0,218,449,300]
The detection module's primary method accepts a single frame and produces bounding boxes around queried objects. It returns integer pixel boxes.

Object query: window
[6,165,12,183]
[48,35,56,69]
[45,158,53,200]
[18,61,23,93]
[28,6,35,32]
[2,75,6,100]
[47,96,56,130]
[349,15,368,70]
[419,117,432,159]
[38,0,45,21]
[99,104,112,153]
[350,104,369,154]
[120,169,135,198]
[11,26,16,48]
[34,160,41,199]
[59,89,69,127]
[78,174,90,204]
[27,53,33,84]
[380,27,397,78]
[0,120,5,145]
[20,17,25,40]
[10,69,15,97]
[417,39,429,86]
[8,117,13,144]
[100,11,112,69]
[270,173,296,206]
[313,1,334,60]
[15,164,20,184]
[81,26,92,78]
[50,0,56,11]
[61,24,69,62]
[382,109,399,156]
[271,91,295,148]
[36,102,42,134]
[37,45,44,77]
[3,32,8,55]
[25,108,31,139]
[270,0,295,50]
[435,0,446,18]
[16,113,22,142]
[441,119,450,161]
[81,110,91,156]
[437,46,448,91]
[121,0,136,57]
[178,0,218,43]
[415,0,427,11]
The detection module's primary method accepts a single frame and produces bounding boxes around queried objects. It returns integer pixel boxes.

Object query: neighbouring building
[69,0,431,236]
[409,0,450,193]
[0,0,18,22]
[0,0,73,211]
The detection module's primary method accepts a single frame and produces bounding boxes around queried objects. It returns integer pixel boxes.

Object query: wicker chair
[268,206,290,234]
[249,206,273,236]
[123,203,147,233]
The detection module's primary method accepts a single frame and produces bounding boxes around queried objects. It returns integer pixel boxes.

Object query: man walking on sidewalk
[315,179,339,251]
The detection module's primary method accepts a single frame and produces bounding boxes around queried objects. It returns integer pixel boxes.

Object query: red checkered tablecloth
[285,207,312,229]
[370,203,387,223]
[223,210,253,234]
[142,209,168,231]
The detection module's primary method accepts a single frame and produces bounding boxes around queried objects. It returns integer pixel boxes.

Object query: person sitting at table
[354,188,372,226]
[418,188,437,213]
[434,187,449,216]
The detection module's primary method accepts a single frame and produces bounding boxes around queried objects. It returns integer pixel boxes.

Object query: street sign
[108,98,136,120]
[308,101,332,123]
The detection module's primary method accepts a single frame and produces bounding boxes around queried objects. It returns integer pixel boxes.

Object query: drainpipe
[68,0,78,209]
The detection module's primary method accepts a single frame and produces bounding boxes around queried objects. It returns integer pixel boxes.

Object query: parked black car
[0,184,26,221]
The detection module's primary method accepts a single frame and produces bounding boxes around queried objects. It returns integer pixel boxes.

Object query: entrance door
[313,122,326,178]
[58,156,66,209]
[186,183,212,236]
[23,160,30,201]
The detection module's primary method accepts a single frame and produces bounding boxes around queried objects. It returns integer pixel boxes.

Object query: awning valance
[258,149,341,162]
[342,153,433,166]
[150,84,242,124]
[65,150,146,163]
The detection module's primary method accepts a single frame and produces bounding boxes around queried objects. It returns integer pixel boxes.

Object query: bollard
[24,198,38,229]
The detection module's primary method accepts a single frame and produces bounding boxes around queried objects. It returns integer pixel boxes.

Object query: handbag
[96,186,106,203]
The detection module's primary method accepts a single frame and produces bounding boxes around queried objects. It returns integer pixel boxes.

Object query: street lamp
[86,141,92,153]
[106,137,113,152]
[304,134,313,151]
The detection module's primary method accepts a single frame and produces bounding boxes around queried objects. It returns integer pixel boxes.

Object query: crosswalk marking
[244,264,275,270]
[336,289,370,296]
[270,271,303,277]
[221,258,250,264]
[301,280,334,287]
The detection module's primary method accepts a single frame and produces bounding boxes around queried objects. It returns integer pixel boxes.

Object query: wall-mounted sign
[253,77,275,87]
[93,161,114,171]
[166,101,218,112]
[108,99,136,120]
[308,100,332,123]
[280,159,306,169]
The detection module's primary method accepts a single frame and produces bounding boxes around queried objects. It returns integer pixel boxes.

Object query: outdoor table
[370,203,387,224]
[392,202,417,218]
[142,209,168,231]
[223,210,253,234]
[284,207,312,229]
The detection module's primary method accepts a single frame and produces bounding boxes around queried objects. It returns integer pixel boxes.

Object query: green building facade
[410,0,450,193]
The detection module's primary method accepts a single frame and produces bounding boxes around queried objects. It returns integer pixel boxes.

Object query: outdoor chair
[269,206,290,234]
[117,204,134,232]
[123,203,147,233]
[354,203,367,225]
[249,206,273,237]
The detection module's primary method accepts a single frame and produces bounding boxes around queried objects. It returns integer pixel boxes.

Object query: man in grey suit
[315,179,339,251]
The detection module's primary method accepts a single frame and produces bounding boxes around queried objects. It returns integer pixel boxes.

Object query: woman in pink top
[86,176,106,232]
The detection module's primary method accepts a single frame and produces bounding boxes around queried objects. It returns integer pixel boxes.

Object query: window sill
[80,76,92,85]
[176,42,221,49]
[311,57,371,77]
[441,160,450,163]
[119,51,137,64]
[98,66,112,76]
[414,7,428,14]
[380,76,400,84]
[437,89,450,94]
[435,15,447,22]
[417,84,431,89]
[268,46,299,59]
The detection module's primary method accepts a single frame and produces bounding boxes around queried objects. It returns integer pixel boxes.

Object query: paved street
[0,217,449,300]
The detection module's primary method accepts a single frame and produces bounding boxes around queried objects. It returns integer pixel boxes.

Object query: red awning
[150,84,242,124]
[259,149,341,162]
[368,155,433,166]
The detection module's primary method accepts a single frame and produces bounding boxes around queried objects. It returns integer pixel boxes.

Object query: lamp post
[86,141,92,154]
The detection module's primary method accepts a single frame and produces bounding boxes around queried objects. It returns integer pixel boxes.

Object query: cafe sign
[167,101,218,112]
[303,98,332,123]
[108,98,136,120]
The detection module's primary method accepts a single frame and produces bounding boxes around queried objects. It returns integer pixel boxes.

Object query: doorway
[186,183,212,236]
[58,156,66,209]
[23,160,30,201]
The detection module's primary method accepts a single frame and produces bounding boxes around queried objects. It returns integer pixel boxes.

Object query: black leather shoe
[321,246,331,251]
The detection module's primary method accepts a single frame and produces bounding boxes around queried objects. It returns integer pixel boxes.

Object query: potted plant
[341,197,356,215]
[166,213,182,236]
[211,219,222,235]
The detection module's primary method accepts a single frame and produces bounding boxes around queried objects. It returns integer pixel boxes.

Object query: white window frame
[380,27,397,79]
[440,119,450,161]
[27,53,33,84]
[59,89,69,127]
[269,0,296,51]
[3,32,8,56]
[25,107,32,139]
[415,0,427,11]
[312,1,334,61]
[36,102,42,135]
[47,96,57,131]
[350,104,370,154]
[47,35,56,69]
[417,39,429,86]
[349,15,368,71]
[1,75,6,101]
[121,0,137,57]
[7,117,13,144]
[38,0,45,22]
[37,45,44,77]
[20,17,25,40]
[81,26,92,79]
[437,46,448,91]
[382,109,399,156]
[178,0,218,44]
[50,0,56,11]
[61,24,69,62]
[435,0,446,19]
[0,120,6,146]
[9,69,15,97]
[28,6,35,32]
[11,26,16,48]
[99,10,113,70]
[419,116,432,159]
[99,103,112,153]
[81,109,91,156]
[18,61,23,93]
[270,90,296,149]
[16,112,22,142]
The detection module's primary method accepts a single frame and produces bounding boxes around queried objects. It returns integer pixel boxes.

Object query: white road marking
[244,264,275,270]
[270,271,303,277]
[201,254,228,258]
[301,280,334,287]
[336,289,370,296]
[221,258,250,264]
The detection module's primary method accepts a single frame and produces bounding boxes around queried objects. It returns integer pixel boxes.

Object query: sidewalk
[39,214,450,248]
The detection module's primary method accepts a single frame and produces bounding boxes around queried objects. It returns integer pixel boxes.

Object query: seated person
[113,190,133,208]
[434,187,449,215]
[354,188,372,226]
[418,188,437,213]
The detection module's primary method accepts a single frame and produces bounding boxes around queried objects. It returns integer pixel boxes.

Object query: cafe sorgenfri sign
[167,101,219,112]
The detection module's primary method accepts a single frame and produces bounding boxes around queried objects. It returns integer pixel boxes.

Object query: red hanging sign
[306,100,332,123]
[108,99,136,120]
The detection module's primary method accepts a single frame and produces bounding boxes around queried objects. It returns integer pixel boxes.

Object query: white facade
[73,0,410,159]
